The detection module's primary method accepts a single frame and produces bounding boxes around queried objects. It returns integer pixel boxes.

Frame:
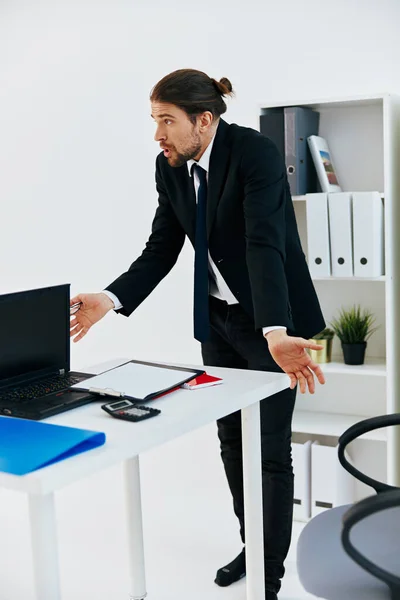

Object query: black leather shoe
[214,548,246,586]
[215,549,278,600]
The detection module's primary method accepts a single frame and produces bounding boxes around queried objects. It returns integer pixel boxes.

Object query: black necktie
[193,164,210,342]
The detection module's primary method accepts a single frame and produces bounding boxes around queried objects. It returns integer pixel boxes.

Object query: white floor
[0,423,318,600]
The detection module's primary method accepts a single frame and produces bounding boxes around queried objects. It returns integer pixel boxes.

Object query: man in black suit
[70,69,325,599]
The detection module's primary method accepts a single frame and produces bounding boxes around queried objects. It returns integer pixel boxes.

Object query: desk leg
[242,402,265,600]
[124,456,147,600]
[29,492,61,600]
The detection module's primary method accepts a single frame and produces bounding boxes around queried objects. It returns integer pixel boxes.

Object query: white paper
[71,362,198,400]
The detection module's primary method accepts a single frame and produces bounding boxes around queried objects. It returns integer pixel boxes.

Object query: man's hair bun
[211,77,234,96]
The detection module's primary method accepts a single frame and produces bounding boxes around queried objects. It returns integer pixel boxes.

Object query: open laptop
[0,284,95,420]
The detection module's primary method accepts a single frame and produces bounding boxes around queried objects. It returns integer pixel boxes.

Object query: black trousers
[201,296,297,593]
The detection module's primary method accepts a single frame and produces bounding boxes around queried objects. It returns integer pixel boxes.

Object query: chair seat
[297,504,400,600]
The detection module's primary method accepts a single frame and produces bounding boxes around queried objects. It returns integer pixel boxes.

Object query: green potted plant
[308,328,335,363]
[330,305,378,365]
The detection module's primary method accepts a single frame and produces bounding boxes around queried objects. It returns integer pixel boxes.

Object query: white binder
[328,192,353,277]
[311,442,355,518]
[352,191,384,278]
[306,193,331,278]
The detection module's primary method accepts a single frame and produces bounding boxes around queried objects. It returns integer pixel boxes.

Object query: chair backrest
[338,413,400,494]
[338,413,400,597]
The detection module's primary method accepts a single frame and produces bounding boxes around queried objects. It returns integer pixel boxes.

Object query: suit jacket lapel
[207,119,230,239]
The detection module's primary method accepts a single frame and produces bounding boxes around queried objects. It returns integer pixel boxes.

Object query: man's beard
[168,135,202,168]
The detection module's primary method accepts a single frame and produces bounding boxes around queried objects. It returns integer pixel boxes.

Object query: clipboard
[70,359,205,403]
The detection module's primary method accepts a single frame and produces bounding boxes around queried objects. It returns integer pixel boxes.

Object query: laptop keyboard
[0,374,82,404]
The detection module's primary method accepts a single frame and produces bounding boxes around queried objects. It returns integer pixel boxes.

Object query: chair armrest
[338,414,400,494]
[342,489,400,598]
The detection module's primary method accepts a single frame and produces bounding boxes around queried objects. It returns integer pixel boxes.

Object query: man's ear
[198,111,214,131]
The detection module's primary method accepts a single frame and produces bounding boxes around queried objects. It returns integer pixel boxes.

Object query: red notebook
[181,373,223,390]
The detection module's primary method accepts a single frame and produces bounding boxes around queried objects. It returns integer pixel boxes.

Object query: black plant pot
[342,342,367,365]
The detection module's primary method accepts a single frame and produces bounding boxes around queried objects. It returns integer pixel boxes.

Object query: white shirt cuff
[102,290,122,310]
[262,326,287,336]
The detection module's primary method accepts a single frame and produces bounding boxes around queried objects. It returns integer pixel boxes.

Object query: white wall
[1,0,399,371]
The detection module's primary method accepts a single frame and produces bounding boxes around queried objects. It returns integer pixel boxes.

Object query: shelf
[292,410,387,441]
[312,276,386,282]
[292,193,385,201]
[260,93,388,111]
[320,358,386,377]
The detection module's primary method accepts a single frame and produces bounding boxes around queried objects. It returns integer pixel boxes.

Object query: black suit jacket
[106,119,325,339]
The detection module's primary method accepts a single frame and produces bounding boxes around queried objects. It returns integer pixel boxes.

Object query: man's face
[151,102,202,168]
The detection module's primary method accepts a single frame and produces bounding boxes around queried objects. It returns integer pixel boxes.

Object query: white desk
[0,359,289,600]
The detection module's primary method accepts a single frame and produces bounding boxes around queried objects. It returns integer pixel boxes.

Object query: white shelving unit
[312,276,386,282]
[320,357,386,377]
[260,93,400,502]
[292,193,385,202]
[293,411,387,442]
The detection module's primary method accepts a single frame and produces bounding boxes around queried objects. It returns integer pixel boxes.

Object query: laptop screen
[0,284,70,386]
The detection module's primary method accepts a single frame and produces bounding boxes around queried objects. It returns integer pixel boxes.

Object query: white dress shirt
[104,128,286,337]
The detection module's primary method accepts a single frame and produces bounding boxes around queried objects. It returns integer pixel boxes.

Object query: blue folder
[0,416,106,476]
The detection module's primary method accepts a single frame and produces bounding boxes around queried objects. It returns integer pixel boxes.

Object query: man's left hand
[265,330,326,394]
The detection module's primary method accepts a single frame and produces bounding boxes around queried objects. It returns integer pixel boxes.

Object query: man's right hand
[69,293,115,343]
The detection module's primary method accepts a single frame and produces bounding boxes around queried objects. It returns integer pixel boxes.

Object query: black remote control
[101,399,161,422]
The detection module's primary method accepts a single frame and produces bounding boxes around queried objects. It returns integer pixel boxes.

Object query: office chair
[296,413,400,600]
